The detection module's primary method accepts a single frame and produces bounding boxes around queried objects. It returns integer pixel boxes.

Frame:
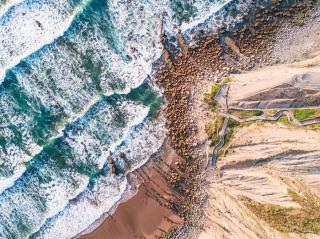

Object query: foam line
[33,116,166,239]
[180,0,234,32]
[0,1,261,238]
[0,0,91,82]
[0,0,25,17]
[0,100,150,238]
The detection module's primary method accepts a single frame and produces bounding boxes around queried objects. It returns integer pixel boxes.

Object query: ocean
[0,0,252,238]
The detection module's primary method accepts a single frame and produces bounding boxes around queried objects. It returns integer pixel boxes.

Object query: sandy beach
[80,1,320,239]
[80,141,183,239]
[2,1,320,238]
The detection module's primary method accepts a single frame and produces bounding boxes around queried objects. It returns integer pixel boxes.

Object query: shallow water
[0,0,253,238]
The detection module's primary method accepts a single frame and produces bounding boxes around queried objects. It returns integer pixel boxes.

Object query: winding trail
[226,110,320,126]
[208,84,320,168]
[207,116,229,169]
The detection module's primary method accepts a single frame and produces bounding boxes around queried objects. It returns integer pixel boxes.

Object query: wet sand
[79,2,320,239]
[80,141,183,239]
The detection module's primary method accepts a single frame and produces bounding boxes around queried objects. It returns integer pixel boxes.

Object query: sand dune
[200,124,320,239]
[228,53,320,109]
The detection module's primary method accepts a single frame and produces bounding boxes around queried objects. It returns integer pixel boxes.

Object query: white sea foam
[108,0,165,62]
[65,101,149,169]
[69,24,154,96]
[28,101,150,237]
[29,101,149,236]
[34,175,128,239]
[0,0,163,198]
[34,115,166,239]
[0,0,90,82]
[38,168,90,219]
[0,165,25,194]
[185,0,253,40]
[0,0,25,17]
[179,0,234,32]
[65,0,173,96]
[0,0,258,238]
[0,34,150,195]
[117,115,167,172]
[0,99,150,238]
[0,0,166,196]
[0,85,98,195]
[0,93,42,193]
[0,168,91,238]
[14,42,97,116]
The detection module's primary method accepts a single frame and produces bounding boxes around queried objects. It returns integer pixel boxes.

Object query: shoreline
[79,1,320,238]
[79,139,184,239]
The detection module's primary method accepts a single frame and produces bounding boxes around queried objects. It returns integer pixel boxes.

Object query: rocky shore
[156,1,320,237]
[80,1,320,238]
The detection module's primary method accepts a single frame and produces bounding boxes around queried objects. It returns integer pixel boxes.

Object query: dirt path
[226,110,320,126]
[209,86,320,169]
[208,116,229,169]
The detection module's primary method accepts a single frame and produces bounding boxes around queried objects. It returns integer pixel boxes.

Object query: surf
[0,0,91,82]
[0,0,260,238]
[0,0,25,17]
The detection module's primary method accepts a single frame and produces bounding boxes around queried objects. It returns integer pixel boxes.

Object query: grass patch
[270,115,292,127]
[217,118,240,159]
[264,109,278,117]
[222,76,233,83]
[305,123,320,130]
[268,111,320,129]
[225,118,240,145]
[228,118,241,128]
[205,114,225,146]
[203,84,221,111]
[229,109,263,118]
[243,190,320,234]
[278,115,291,126]
[159,228,176,239]
[292,109,320,121]
[217,149,225,159]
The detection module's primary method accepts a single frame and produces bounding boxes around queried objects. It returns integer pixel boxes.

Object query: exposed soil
[79,1,320,238]
[199,123,320,239]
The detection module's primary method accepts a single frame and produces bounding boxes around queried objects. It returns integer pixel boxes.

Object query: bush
[205,115,225,146]
[203,84,221,111]
[292,109,320,121]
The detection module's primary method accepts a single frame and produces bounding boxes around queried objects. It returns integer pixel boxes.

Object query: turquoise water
[0,0,252,238]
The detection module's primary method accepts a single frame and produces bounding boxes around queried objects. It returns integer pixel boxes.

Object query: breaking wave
[0,0,254,238]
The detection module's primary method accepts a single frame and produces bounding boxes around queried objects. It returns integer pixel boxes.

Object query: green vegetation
[292,108,320,121]
[217,149,225,159]
[203,84,221,111]
[217,118,240,159]
[214,108,320,160]
[222,76,233,83]
[205,114,225,146]
[229,109,263,118]
[271,110,320,129]
[225,118,240,145]
[264,109,278,117]
[159,228,176,239]
[243,190,320,234]
[306,123,320,130]
[277,115,292,127]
